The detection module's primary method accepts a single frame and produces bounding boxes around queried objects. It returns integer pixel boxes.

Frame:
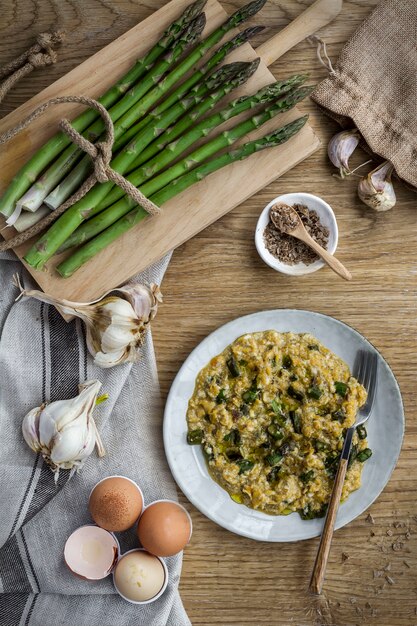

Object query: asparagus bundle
[18,0,266,214]
[24,83,309,269]
[25,82,311,267]
[0,0,207,218]
[57,117,308,278]
[23,61,258,267]
[45,25,264,211]
[15,13,207,214]
[59,75,308,242]
[15,60,251,233]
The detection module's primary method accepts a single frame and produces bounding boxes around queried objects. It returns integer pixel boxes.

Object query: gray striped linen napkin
[0,250,191,626]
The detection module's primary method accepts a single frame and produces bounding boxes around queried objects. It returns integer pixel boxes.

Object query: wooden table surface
[1,1,416,625]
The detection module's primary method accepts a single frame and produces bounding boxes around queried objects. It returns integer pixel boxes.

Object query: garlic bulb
[358,161,396,211]
[328,129,360,178]
[14,277,162,368]
[22,379,105,481]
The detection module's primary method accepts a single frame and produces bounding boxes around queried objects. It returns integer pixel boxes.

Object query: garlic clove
[358,161,396,211]
[99,320,139,355]
[119,283,162,321]
[38,399,71,447]
[77,422,97,461]
[22,407,42,452]
[50,425,87,465]
[50,418,92,465]
[328,129,360,178]
[56,380,102,431]
[93,348,129,369]
[38,380,101,446]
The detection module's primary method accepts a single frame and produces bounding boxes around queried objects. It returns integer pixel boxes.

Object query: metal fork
[309,349,378,594]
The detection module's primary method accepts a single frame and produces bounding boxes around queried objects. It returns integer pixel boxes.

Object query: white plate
[163,310,404,542]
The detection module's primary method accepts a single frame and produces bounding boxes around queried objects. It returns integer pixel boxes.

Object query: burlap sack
[312,0,417,190]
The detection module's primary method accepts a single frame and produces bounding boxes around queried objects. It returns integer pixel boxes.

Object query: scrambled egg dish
[186,331,371,519]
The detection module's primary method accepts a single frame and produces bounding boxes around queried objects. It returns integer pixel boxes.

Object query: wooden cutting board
[0,0,320,302]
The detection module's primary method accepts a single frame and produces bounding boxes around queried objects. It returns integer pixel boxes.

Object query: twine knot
[36,31,63,49]
[0,94,161,252]
[29,31,65,68]
[0,29,65,103]
[93,143,113,183]
[58,102,160,215]
[28,50,58,68]
[59,117,114,184]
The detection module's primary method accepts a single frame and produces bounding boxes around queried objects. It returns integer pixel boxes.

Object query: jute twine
[0,31,65,104]
[0,95,160,252]
[307,35,336,76]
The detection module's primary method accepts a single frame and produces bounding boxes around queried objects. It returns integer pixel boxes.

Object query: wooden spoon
[270,203,352,281]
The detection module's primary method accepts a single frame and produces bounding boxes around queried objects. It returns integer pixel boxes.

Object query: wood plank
[0,0,318,302]
[1,1,416,625]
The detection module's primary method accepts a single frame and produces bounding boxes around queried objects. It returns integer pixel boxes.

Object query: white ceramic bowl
[255,192,338,276]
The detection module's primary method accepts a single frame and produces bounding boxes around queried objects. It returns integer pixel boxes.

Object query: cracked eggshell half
[64,524,119,580]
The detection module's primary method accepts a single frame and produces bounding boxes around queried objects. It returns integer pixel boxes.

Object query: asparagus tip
[238,25,266,41]
[189,12,207,36]
[295,85,315,99]
[176,0,207,26]
[248,57,261,74]
[228,0,267,27]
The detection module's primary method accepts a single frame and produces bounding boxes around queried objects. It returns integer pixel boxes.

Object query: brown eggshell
[137,501,192,557]
[89,476,143,532]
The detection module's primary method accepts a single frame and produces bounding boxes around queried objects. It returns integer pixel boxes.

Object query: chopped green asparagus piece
[216,388,227,403]
[332,409,346,422]
[289,410,302,434]
[227,356,241,378]
[187,428,204,445]
[266,452,283,466]
[287,385,304,401]
[299,470,314,483]
[357,425,367,440]
[356,448,372,462]
[223,429,241,445]
[237,459,254,474]
[307,385,323,400]
[267,424,284,440]
[335,381,349,397]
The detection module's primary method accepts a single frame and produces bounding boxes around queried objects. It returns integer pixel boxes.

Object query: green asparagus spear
[0,0,207,218]
[57,117,308,277]
[58,85,312,251]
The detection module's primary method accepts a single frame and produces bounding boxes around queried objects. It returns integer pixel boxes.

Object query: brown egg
[89,476,143,532]
[137,500,192,557]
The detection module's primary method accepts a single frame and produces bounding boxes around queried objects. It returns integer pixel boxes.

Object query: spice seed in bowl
[264,203,329,265]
